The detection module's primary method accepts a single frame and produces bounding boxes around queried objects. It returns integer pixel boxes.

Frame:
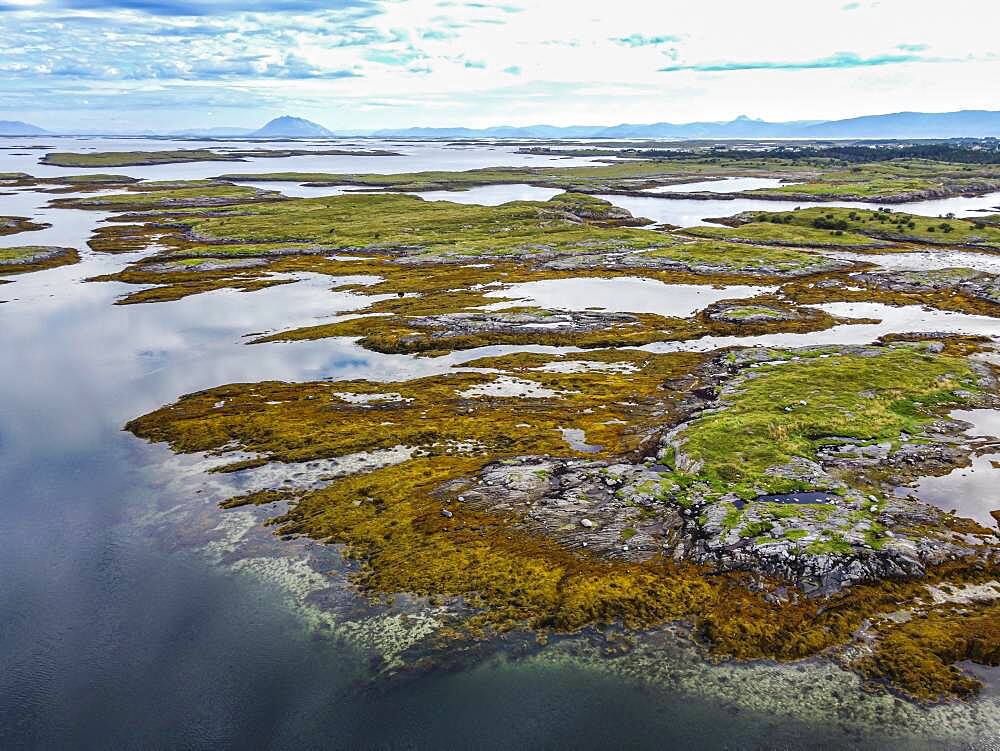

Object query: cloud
[659,51,934,73]
[0,0,997,132]
[612,33,681,47]
[54,0,378,16]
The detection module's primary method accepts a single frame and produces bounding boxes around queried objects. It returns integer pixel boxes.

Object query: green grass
[641,239,828,273]
[717,306,785,320]
[685,221,888,248]
[670,344,980,498]
[57,181,273,210]
[733,207,1000,249]
[746,159,1000,200]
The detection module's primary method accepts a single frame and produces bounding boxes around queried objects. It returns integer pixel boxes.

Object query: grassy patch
[685,221,889,249]
[731,207,1000,250]
[671,344,981,498]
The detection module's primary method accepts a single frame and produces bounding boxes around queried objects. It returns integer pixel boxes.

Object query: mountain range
[369,111,1000,140]
[4,110,1000,140]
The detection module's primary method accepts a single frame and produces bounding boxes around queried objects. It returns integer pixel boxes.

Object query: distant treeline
[522,141,1000,164]
[743,143,1000,165]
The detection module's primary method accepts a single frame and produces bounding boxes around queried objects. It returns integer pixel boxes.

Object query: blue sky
[1,0,998,131]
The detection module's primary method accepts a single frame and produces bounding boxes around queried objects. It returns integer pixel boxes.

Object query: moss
[721,504,743,531]
[740,520,774,538]
[805,534,854,555]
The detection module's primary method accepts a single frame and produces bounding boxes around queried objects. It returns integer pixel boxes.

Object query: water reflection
[0,137,607,181]
[597,190,1000,227]
[825,249,1000,274]
[908,409,1000,528]
[483,276,775,317]
[642,302,1000,353]
[644,177,790,193]
[239,181,564,205]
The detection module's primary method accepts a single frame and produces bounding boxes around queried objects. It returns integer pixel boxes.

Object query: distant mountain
[0,120,49,136]
[368,110,1000,140]
[593,115,825,139]
[172,126,255,137]
[251,116,333,138]
[370,116,826,140]
[371,124,606,139]
[799,110,1000,139]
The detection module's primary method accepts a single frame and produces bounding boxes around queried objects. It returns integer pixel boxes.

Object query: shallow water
[644,176,790,193]
[483,276,774,317]
[597,190,1000,227]
[413,184,564,205]
[2,145,1000,748]
[0,137,606,181]
[908,409,1000,528]
[826,249,1000,274]
[642,301,1000,353]
[237,181,563,206]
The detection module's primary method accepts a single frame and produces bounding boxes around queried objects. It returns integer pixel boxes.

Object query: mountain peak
[251,115,333,138]
[0,120,49,136]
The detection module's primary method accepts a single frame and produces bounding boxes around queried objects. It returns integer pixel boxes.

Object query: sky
[2,0,999,132]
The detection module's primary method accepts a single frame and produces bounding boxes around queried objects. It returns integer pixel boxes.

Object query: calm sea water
[1,139,998,749]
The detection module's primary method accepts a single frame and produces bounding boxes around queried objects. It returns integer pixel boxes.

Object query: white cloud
[0,0,998,129]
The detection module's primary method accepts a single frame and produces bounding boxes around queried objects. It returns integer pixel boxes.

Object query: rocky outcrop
[855,268,1000,307]
[409,310,642,337]
[439,457,684,561]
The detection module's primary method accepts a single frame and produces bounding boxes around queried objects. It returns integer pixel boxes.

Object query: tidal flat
[2,137,999,748]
